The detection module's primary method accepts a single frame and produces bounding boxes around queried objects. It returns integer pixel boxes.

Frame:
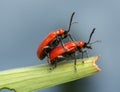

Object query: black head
[83,28,96,49]
[83,43,92,49]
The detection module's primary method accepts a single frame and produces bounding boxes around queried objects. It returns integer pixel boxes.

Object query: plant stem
[0,55,100,92]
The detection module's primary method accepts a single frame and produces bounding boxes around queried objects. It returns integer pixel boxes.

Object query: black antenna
[67,12,75,33]
[87,28,96,44]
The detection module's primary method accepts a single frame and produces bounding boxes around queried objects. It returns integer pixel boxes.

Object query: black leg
[77,48,84,63]
[48,59,57,70]
[84,50,88,58]
[54,60,57,68]
[43,49,54,71]
[43,49,50,63]
[74,51,77,71]
[59,35,68,51]
[81,51,84,63]
[51,59,58,69]
[47,55,50,64]
[81,50,89,63]
[68,34,75,41]
[46,54,53,71]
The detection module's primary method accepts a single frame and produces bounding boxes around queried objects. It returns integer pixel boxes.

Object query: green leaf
[0,55,100,92]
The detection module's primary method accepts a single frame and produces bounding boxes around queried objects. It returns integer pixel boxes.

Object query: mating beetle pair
[37,12,75,60]
[36,12,98,70]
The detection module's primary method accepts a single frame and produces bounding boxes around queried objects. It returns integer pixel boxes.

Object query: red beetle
[48,28,97,70]
[37,12,75,60]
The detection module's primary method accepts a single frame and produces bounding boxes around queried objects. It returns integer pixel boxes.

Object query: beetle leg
[74,51,77,71]
[54,60,57,68]
[79,49,85,64]
[45,54,55,70]
[78,48,85,63]
[43,49,50,64]
[51,59,57,69]
[46,53,50,64]
[84,50,88,58]
[59,35,69,51]
[81,50,89,63]
[68,34,75,42]
[81,50,85,63]
[77,47,84,63]
[48,58,58,70]
[47,55,50,64]
[43,46,51,59]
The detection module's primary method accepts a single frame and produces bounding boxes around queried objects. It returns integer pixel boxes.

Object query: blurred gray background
[0,0,120,92]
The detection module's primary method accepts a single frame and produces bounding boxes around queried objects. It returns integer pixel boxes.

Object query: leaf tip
[92,55,101,72]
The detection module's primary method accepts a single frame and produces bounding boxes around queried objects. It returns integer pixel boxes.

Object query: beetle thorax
[77,41,85,48]
[56,28,64,35]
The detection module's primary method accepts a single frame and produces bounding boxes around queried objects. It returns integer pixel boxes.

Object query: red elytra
[37,28,64,59]
[36,12,75,60]
[49,41,85,62]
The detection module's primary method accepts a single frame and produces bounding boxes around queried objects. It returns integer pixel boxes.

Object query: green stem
[0,55,100,92]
